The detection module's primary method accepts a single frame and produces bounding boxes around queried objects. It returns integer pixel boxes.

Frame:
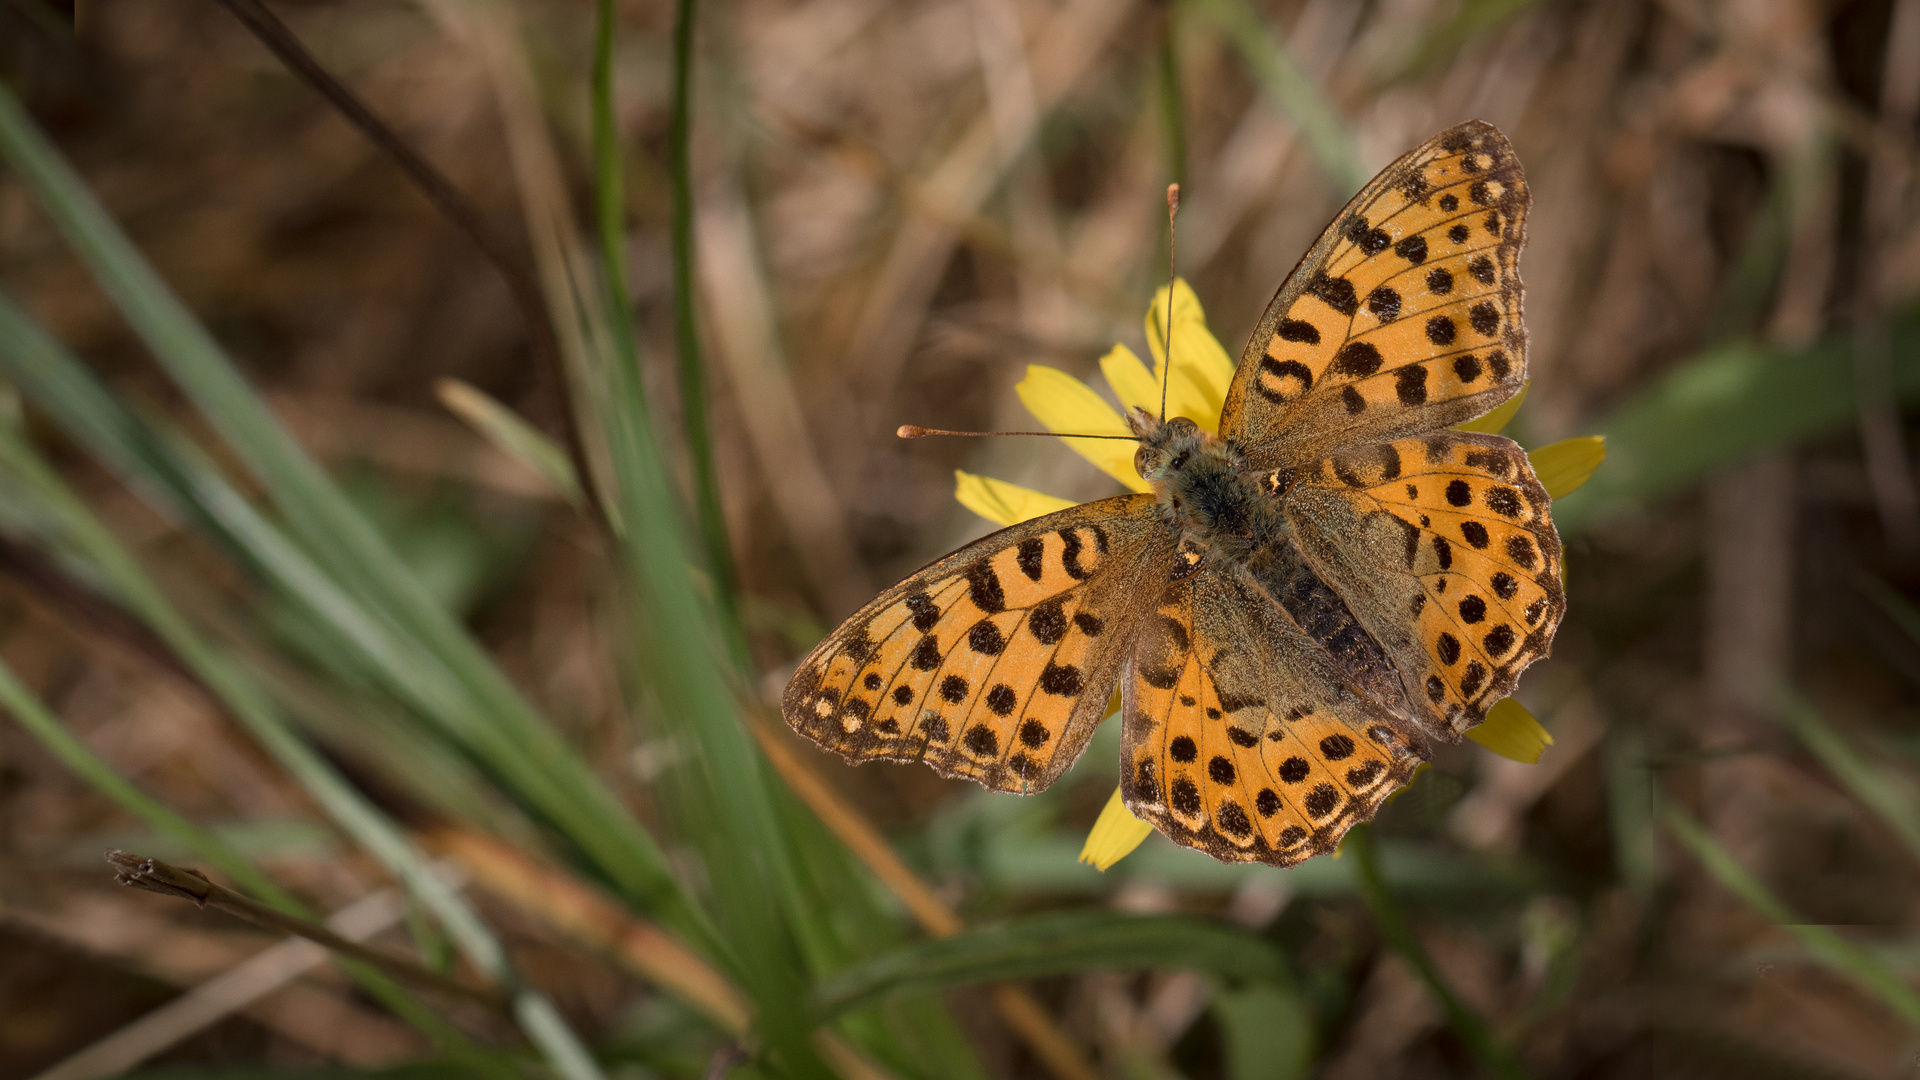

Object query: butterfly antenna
[898,426,1135,441]
[1160,183,1180,424]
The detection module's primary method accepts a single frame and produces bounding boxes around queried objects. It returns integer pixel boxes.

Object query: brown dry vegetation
[2,0,1919,1077]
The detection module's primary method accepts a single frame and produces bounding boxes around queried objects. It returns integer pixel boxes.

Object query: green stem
[668,0,737,624]
[1348,827,1530,1080]
[592,0,645,407]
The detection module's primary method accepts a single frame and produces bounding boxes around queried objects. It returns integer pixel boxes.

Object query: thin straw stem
[206,0,610,533]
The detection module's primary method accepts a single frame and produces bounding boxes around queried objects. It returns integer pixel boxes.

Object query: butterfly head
[1127,408,1227,486]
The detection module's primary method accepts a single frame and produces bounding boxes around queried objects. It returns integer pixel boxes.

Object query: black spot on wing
[1171,779,1202,815]
[1470,302,1500,337]
[906,592,941,632]
[986,684,1017,715]
[1367,286,1401,322]
[1039,663,1083,696]
[964,723,998,756]
[1395,365,1428,406]
[1060,529,1090,580]
[1306,272,1358,317]
[1330,342,1384,378]
[912,635,942,670]
[1277,318,1320,344]
[1217,801,1253,838]
[1016,538,1045,582]
[966,561,1005,613]
[969,621,1006,655]
[1029,601,1068,644]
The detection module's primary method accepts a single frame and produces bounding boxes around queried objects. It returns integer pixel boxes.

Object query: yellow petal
[953,471,1076,528]
[1099,343,1160,418]
[1528,435,1607,499]
[1079,784,1154,871]
[1015,365,1149,493]
[1142,279,1234,431]
[1454,382,1528,434]
[1465,697,1554,764]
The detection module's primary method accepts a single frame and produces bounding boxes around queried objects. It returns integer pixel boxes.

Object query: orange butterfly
[784,121,1562,866]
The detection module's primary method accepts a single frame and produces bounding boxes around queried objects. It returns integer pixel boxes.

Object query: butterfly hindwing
[1221,120,1529,466]
[1121,563,1430,867]
[784,495,1175,793]
[1284,430,1566,736]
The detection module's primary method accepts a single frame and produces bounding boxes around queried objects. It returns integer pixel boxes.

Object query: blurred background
[1,0,1919,1077]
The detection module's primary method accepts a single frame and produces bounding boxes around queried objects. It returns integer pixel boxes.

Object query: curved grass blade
[1347,826,1530,1080]
[0,657,509,1077]
[0,89,704,944]
[813,911,1290,1020]
[1665,802,1920,1027]
[1555,313,1920,534]
[0,418,605,1079]
[1190,0,1366,196]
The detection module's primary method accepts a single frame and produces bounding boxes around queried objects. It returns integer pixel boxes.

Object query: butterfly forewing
[784,495,1175,793]
[1222,120,1529,466]
[1285,431,1566,735]
[1121,565,1429,867]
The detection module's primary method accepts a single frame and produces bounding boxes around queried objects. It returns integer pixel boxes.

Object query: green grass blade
[0,655,509,1075]
[1347,826,1530,1080]
[598,349,830,1076]
[435,378,582,506]
[1859,575,1920,650]
[1190,0,1366,196]
[0,657,292,906]
[1665,802,1920,1026]
[1602,720,1663,899]
[1554,312,1920,534]
[1212,982,1315,1080]
[0,420,607,1077]
[1775,691,1920,866]
[812,911,1290,1019]
[591,0,646,414]
[667,0,737,625]
[1387,0,1543,81]
[0,300,659,908]
[0,91,702,941]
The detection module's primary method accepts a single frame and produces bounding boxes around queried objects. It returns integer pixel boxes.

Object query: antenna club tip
[897,424,927,439]
[1166,183,1180,211]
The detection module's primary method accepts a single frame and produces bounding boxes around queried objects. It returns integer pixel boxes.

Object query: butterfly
[783,121,1562,867]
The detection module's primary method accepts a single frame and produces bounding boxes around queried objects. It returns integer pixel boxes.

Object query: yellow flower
[956,281,1601,870]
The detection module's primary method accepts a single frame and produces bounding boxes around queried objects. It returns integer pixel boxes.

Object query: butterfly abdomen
[1243,541,1410,714]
